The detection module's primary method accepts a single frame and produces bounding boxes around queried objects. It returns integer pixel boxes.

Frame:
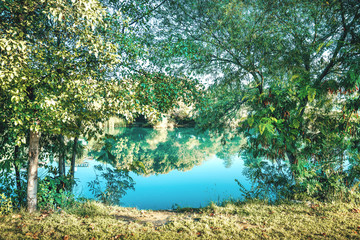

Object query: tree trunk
[14,163,22,191]
[286,152,299,178]
[70,136,78,189]
[58,135,65,176]
[287,152,298,166]
[62,154,66,176]
[13,145,23,204]
[58,152,65,176]
[13,146,22,192]
[26,129,41,213]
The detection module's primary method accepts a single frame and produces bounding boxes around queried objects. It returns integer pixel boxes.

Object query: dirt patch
[113,209,178,226]
[113,208,258,231]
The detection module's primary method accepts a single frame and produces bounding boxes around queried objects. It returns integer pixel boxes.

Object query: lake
[54,127,251,210]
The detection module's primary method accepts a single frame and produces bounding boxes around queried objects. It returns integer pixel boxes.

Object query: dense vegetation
[1,1,360,238]
[152,0,360,202]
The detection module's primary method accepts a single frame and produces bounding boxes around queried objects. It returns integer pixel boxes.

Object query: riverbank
[1,200,360,239]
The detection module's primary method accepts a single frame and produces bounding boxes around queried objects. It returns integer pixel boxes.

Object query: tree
[0,0,133,212]
[1,0,199,212]
[152,0,360,198]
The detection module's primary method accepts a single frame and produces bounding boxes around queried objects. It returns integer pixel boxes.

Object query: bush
[0,193,13,214]
[88,165,135,205]
[37,174,75,210]
[66,200,112,217]
[240,157,360,203]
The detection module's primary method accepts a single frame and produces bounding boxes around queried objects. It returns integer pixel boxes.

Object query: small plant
[0,193,13,214]
[67,200,112,217]
[292,161,360,202]
[238,159,294,202]
[0,169,27,207]
[88,164,135,205]
[240,155,360,203]
[37,166,75,210]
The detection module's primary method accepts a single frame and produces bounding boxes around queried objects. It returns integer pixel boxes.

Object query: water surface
[71,127,250,209]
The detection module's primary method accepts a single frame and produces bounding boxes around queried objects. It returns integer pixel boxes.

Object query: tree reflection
[90,127,245,175]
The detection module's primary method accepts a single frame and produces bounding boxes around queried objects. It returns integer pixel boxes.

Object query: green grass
[1,200,360,239]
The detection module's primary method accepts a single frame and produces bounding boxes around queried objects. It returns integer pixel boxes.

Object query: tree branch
[315,5,360,86]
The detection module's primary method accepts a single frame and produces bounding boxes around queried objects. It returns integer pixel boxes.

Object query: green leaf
[270,117,277,122]
[308,88,316,103]
[259,124,265,135]
[290,75,299,81]
[292,119,300,129]
[316,42,325,53]
[248,117,254,127]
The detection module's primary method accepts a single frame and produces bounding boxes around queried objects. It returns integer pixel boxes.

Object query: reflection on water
[73,127,250,209]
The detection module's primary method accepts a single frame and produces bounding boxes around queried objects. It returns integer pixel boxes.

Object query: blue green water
[71,128,250,210]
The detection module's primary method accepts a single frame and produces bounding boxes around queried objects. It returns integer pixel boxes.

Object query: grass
[1,200,360,239]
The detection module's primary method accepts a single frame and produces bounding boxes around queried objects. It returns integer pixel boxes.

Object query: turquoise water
[72,155,249,210]
[60,128,250,210]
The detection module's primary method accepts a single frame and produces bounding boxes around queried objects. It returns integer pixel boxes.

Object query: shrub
[0,193,13,214]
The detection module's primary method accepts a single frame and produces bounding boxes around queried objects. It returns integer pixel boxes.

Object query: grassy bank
[1,200,360,239]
